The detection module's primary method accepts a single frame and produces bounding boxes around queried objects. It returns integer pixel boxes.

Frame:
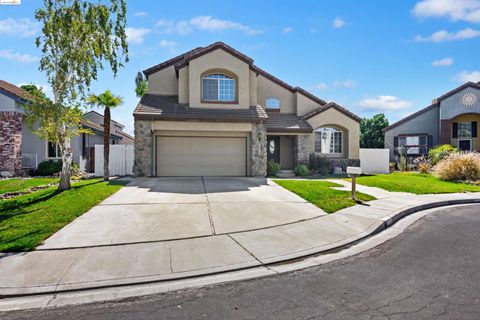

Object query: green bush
[397,155,407,172]
[429,144,458,165]
[267,160,281,176]
[294,164,310,177]
[309,153,331,175]
[36,160,62,176]
[71,162,80,176]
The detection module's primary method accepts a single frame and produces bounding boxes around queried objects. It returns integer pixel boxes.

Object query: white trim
[458,138,472,151]
[45,141,61,159]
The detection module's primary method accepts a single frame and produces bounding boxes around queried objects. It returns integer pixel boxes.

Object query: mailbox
[346,167,361,200]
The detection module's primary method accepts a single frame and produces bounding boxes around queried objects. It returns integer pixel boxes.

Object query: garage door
[156,136,247,176]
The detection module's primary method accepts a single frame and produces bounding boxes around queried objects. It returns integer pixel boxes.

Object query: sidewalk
[0,183,479,298]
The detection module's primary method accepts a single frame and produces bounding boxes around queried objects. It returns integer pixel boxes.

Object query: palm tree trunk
[103,107,110,181]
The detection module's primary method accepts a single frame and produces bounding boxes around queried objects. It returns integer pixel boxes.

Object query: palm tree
[87,90,123,181]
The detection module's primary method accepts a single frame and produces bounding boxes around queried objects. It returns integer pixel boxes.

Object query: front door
[267,136,280,163]
[458,139,472,151]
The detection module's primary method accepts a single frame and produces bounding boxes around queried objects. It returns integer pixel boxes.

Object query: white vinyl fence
[95,144,134,177]
[359,148,390,174]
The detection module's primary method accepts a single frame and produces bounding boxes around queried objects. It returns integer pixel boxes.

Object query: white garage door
[156,136,247,176]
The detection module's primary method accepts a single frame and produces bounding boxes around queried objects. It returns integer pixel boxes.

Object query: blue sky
[1,0,480,134]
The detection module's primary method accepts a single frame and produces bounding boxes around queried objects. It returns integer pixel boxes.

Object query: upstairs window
[202,73,235,102]
[266,98,280,109]
[315,127,342,154]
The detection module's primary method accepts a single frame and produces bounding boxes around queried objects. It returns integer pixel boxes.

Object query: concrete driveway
[39,177,324,249]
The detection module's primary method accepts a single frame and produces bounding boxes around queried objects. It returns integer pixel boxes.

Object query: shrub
[309,153,331,175]
[434,152,480,182]
[36,160,62,176]
[397,155,407,172]
[413,155,432,173]
[294,164,310,177]
[267,160,281,176]
[429,144,458,165]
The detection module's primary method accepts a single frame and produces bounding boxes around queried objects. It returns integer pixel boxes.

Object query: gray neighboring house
[384,81,480,161]
[0,80,133,176]
[133,41,361,177]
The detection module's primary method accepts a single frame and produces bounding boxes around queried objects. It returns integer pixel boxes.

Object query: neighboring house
[384,81,480,161]
[0,80,133,176]
[133,41,361,177]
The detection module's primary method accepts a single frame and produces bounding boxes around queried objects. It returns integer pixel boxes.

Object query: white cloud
[0,18,38,37]
[333,17,346,28]
[0,50,38,63]
[125,27,151,44]
[156,16,263,36]
[413,0,480,23]
[358,95,412,110]
[134,11,147,17]
[159,39,176,47]
[282,26,292,34]
[454,70,480,82]
[432,57,454,66]
[414,27,480,42]
[314,79,356,90]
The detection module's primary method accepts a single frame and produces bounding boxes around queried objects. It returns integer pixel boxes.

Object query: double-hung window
[202,74,235,102]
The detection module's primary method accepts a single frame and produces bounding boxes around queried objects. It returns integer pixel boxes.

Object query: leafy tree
[87,90,123,181]
[34,0,128,190]
[135,72,148,98]
[360,113,389,148]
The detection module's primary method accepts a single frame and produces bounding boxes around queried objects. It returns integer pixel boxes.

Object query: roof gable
[303,102,361,123]
[433,82,480,105]
[0,80,29,102]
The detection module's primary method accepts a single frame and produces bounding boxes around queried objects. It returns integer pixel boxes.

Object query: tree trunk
[103,107,110,182]
[58,124,72,191]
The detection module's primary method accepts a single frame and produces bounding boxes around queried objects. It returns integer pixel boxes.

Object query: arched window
[202,73,235,102]
[266,98,280,109]
[315,127,342,154]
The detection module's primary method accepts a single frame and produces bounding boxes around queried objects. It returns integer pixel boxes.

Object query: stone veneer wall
[250,123,267,176]
[134,120,153,176]
[294,134,311,165]
[0,112,23,175]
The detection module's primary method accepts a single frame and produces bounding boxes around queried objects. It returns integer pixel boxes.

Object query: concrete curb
[1,198,479,299]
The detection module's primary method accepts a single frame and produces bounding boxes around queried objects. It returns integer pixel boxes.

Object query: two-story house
[133,42,361,177]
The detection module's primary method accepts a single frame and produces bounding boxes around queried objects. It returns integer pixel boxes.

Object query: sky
[1,0,480,134]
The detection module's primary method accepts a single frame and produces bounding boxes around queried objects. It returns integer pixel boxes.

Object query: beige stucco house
[133,42,361,177]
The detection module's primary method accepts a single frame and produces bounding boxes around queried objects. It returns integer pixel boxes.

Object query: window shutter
[452,122,458,138]
[472,122,478,138]
[394,136,398,147]
[427,135,433,148]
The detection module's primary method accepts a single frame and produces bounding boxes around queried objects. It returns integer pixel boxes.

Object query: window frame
[314,127,343,155]
[397,134,428,155]
[201,73,237,104]
[46,141,61,159]
[266,97,280,109]
[458,122,473,139]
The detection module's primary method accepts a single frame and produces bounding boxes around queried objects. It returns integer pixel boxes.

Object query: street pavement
[2,204,480,320]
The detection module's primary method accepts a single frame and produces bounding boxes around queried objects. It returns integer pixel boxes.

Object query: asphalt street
[2,204,480,320]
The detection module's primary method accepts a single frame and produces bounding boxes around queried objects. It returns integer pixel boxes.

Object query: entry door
[458,139,472,151]
[267,136,280,163]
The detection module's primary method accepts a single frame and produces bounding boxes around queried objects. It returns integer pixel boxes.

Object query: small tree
[34,0,128,190]
[360,113,389,148]
[87,91,123,181]
[135,72,148,98]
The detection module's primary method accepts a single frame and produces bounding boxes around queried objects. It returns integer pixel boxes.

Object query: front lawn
[354,172,480,194]
[274,180,375,213]
[0,178,128,252]
[0,177,58,195]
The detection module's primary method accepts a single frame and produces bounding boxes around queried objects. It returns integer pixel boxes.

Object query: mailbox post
[346,167,361,200]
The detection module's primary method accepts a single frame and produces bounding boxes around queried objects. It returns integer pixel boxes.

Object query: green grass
[274,180,376,213]
[0,178,58,195]
[353,172,480,194]
[0,178,128,252]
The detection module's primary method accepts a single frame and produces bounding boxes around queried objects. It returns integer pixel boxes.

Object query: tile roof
[303,102,362,123]
[0,79,29,101]
[134,94,268,123]
[266,112,312,133]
